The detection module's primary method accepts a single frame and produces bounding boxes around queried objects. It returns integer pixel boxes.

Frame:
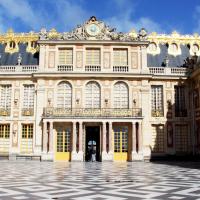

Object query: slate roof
[147,44,190,67]
[0,43,39,65]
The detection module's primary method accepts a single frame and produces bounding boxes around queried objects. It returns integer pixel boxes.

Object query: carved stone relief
[76,51,83,68]
[12,122,18,147]
[48,51,55,68]
[103,52,110,69]
[131,52,138,69]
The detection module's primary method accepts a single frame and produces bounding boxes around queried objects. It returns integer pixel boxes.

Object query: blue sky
[0,0,199,34]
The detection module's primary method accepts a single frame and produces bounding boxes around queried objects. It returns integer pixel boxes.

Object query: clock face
[86,23,101,36]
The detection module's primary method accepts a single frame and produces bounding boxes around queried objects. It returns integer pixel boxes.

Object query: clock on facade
[86,23,101,36]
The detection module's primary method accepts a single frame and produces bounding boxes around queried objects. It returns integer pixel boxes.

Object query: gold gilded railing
[0,108,11,116]
[21,108,34,116]
[43,108,142,118]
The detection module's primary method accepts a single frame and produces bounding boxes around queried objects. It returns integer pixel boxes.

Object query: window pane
[113,49,128,66]
[114,82,128,108]
[23,85,34,109]
[59,49,73,65]
[0,85,11,110]
[85,82,100,108]
[57,82,72,108]
[86,49,100,65]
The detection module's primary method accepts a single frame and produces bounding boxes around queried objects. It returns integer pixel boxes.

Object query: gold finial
[129,29,137,39]
[48,28,60,39]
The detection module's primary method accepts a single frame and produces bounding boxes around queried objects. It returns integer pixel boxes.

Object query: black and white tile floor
[0,161,200,200]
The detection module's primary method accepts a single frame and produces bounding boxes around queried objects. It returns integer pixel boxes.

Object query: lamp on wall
[76,98,80,105]
[133,99,136,106]
[105,98,108,106]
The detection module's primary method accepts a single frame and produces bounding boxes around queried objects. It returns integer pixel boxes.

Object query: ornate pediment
[39,16,148,41]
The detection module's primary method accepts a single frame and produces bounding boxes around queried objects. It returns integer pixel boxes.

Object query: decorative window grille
[23,85,34,109]
[85,81,100,108]
[151,85,164,116]
[0,85,11,110]
[175,86,187,117]
[57,82,72,108]
[151,125,164,152]
[86,48,100,65]
[113,49,128,66]
[114,82,129,108]
[59,49,73,65]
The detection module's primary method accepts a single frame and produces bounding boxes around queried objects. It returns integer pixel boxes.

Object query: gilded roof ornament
[39,16,148,42]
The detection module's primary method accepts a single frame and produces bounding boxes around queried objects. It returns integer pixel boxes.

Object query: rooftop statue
[39,16,147,41]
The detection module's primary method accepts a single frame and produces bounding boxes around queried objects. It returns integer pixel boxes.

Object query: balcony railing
[0,65,39,73]
[149,67,188,76]
[85,65,101,72]
[43,108,142,118]
[57,65,73,72]
[151,109,164,117]
[0,108,10,116]
[113,66,129,72]
[21,108,34,116]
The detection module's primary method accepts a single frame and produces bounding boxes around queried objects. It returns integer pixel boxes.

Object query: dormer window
[31,41,37,48]
[9,41,16,49]
[170,43,178,53]
[149,42,157,52]
[192,44,199,54]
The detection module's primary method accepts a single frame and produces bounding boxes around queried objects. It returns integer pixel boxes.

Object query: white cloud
[0,0,162,34]
[106,0,162,33]
[0,0,42,30]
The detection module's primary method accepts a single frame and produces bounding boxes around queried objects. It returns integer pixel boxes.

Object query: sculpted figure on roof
[39,16,147,42]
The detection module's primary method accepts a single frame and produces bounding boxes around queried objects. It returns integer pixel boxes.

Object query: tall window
[0,124,10,138]
[151,86,164,116]
[175,86,187,117]
[22,124,33,139]
[23,85,34,109]
[113,49,128,66]
[85,81,100,108]
[0,85,11,111]
[114,82,129,108]
[86,48,100,66]
[59,49,73,65]
[57,82,72,108]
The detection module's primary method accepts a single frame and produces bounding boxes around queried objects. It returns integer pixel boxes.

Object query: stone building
[0,16,199,161]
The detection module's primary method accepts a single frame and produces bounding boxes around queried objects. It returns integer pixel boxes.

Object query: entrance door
[113,126,128,161]
[21,124,33,154]
[0,124,10,154]
[55,127,71,161]
[85,126,100,162]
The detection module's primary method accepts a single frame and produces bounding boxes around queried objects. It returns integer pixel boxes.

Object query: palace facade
[0,16,200,161]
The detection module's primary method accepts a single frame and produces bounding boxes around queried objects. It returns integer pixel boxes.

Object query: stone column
[42,121,47,153]
[138,121,143,159]
[108,122,113,160]
[102,122,109,161]
[74,121,83,161]
[49,121,53,153]
[102,122,106,152]
[79,122,83,152]
[131,122,137,161]
[72,122,76,152]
